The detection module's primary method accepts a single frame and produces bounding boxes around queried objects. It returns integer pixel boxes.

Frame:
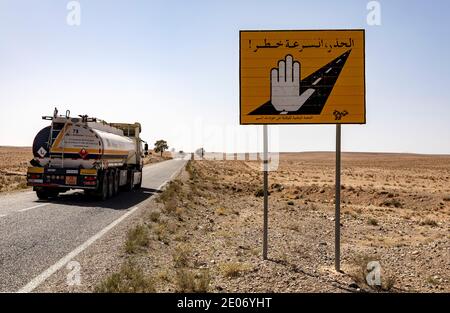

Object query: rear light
[83,175,97,186]
[29,174,41,179]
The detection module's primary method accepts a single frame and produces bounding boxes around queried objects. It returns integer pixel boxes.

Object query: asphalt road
[249,49,351,115]
[0,158,187,292]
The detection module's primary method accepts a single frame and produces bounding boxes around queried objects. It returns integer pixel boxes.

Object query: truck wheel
[108,171,114,198]
[99,172,109,200]
[36,190,49,200]
[36,189,59,200]
[134,172,142,189]
[113,170,120,195]
[125,170,134,191]
[48,190,59,198]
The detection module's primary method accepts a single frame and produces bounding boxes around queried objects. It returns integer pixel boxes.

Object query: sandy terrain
[40,152,449,293]
[143,150,173,164]
[0,146,32,193]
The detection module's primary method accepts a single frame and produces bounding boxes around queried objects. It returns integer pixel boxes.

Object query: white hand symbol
[271,55,306,112]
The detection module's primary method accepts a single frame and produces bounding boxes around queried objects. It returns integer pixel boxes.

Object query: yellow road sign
[240,30,365,124]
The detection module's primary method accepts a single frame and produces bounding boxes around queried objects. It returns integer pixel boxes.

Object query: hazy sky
[0,0,449,154]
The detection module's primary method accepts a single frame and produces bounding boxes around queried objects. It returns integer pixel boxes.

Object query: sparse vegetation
[175,268,210,292]
[220,262,249,278]
[0,147,32,193]
[89,154,449,293]
[254,188,264,197]
[419,218,438,227]
[157,180,182,204]
[349,254,396,292]
[186,160,199,181]
[125,224,149,254]
[426,275,440,285]
[154,222,169,243]
[380,198,402,208]
[95,261,155,293]
[173,244,192,268]
[215,207,228,216]
[148,209,161,222]
[157,269,172,282]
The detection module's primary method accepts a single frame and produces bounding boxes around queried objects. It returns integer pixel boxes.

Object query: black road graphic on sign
[249,49,351,115]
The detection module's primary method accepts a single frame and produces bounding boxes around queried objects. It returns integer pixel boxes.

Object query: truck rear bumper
[30,183,97,190]
[27,167,98,190]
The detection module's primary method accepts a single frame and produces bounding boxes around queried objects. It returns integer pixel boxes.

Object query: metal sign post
[335,124,341,272]
[263,125,269,260]
[240,29,365,269]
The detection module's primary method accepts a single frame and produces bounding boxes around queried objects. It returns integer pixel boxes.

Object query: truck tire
[36,189,59,200]
[113,170,120,195]
[36,190,49,200]
[125,170,134,191]
[99,171,109,201]
[134,171,142,189]
[108,171,114,198]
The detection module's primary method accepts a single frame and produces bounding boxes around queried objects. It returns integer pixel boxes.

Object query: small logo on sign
[333,110,348,121]
[37,147,47,158]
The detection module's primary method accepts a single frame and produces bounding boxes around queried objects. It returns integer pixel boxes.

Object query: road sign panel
[240,29,365,124]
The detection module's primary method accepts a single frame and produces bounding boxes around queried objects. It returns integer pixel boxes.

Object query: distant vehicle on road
[27,108,148,200]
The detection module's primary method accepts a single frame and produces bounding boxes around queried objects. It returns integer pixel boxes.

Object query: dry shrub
[173,244,192,268]
[419,218,438,227]
[220,262,249,278]
[175,268,210,292]
[95,261,155,293]
[349,254,396,292]
[125,224,149,254]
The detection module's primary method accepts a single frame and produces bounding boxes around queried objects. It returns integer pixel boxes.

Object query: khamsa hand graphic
[271,54,311,112]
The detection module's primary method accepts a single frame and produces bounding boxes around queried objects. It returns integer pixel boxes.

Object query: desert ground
[0,146,31,193]
[37,152,449,293]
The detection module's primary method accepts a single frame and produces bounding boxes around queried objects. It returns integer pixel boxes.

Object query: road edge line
[18,203,49,212]
[17,160,186,293]
[17,205,140,293]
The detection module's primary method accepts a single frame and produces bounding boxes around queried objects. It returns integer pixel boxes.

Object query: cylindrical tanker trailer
[27,108,148,200]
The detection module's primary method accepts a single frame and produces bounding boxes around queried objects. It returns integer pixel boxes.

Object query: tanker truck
[27,108,149,200]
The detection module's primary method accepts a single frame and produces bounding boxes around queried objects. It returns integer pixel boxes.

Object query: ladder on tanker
[47,122,65,168]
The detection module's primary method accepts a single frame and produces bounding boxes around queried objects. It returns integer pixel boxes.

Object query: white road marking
[312,77,322,86]
[336,59,342,64]
[17,205,141,293]
[18,203,49,212]
[326,67,333,74]
[17,162,185,293]
[167,162,186,181]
